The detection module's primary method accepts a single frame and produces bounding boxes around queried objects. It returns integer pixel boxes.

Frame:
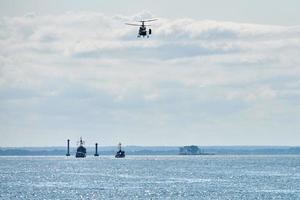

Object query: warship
[115,142,125,158]
[76,137,86,158]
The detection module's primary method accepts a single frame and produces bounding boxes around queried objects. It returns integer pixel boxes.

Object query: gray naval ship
[115,142,125,158]
[76,137,86,158]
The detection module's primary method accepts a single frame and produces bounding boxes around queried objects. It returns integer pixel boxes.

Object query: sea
[0,155,299,199]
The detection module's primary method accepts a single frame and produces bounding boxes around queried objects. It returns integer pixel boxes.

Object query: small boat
[76,137,86,158]
[115,142,125,158]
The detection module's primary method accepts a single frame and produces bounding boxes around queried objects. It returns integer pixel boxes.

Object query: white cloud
[0,11,300,146]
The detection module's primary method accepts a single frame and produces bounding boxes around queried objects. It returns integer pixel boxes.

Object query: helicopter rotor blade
[139,19,158,23]
[125,23,151,27]
[125,23,141,26]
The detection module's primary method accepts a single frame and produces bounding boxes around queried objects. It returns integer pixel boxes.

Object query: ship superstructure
[75,137,86,158]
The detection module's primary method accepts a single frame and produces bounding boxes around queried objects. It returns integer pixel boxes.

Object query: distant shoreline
[0,146,299,156]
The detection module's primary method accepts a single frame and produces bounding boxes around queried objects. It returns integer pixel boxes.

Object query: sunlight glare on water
[0,155,299,199]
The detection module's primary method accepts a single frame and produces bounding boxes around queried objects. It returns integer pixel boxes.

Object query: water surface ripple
[0,155,299,199]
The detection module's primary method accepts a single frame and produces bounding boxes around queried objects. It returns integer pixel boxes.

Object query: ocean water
[0,155,299,200]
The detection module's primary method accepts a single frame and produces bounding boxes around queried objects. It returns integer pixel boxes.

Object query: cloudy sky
[0,0,300,147]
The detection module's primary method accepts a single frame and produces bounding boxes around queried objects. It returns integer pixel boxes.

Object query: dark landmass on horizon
[0,146,299,156]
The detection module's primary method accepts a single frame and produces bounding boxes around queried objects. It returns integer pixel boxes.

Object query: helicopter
[125,19,158,38]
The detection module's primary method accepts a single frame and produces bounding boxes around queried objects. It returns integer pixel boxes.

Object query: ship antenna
[78,137,85,146]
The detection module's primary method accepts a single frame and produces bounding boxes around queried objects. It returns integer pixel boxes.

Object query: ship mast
[118,142,122,151]
[78,137,85,146]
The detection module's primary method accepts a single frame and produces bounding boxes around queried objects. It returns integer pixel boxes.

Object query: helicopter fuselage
[139,25,147,37]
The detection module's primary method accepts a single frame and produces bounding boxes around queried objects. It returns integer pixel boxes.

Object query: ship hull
[75,152,86,158]
[115,150,125,158]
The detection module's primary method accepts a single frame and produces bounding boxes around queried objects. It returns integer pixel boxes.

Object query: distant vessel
[76,137,86,158]
[115,142,125,158]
